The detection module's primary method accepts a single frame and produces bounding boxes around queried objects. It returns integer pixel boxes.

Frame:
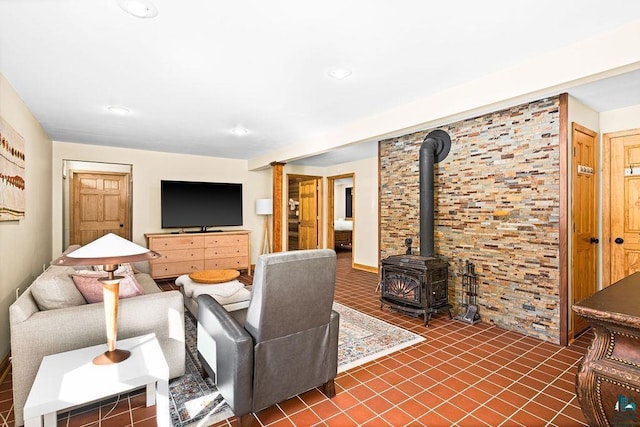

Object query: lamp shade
[53,233,160,266]
[255,198,273,216]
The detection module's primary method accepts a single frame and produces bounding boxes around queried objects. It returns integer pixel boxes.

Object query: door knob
[615,237,624,244]
[590,237,599,244]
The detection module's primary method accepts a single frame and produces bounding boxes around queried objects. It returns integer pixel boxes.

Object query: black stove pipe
[419,130,451,257]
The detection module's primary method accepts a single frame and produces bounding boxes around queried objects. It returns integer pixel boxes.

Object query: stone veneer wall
[379,96,561,343]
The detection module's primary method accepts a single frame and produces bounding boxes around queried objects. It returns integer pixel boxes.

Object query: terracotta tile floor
[0,251,591,426]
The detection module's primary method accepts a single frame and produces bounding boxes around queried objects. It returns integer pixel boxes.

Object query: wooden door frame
[327,173,355,255]
[69,169,132,245]
[286,174,323,250]
[602,128,640,288]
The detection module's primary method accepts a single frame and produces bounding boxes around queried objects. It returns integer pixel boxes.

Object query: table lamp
[255,198,273,254]
[52,233,160,365]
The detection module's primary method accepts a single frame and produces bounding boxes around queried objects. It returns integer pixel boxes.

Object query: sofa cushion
[135,272,162,294]
[71,273,144,303]
[30,266,87,311]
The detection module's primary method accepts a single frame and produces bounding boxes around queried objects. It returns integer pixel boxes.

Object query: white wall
[325,156,378,269]
[333,178,352,219]
[52,142,271,264]
[600,104,640,133]
[285,158,378,269]
[0,73,52,357]
[249,22,640,170]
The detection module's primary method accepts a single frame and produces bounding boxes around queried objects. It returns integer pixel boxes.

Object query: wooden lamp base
[93,349,131,365]
[95,271,128,365]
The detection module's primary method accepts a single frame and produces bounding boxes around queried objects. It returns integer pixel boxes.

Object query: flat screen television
[161,180,243,231]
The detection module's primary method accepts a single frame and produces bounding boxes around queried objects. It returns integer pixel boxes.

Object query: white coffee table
[23,333,169,427]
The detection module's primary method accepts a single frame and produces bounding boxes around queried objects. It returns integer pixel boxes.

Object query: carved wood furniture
[145,230,251,279]
[573,272,640,426]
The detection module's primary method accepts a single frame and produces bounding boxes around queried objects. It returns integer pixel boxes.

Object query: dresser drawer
[150,235,204,250]
[157,248,204,263]
[204,245,246,258]
[151,260,204,278]
[205,257,248,270]
[204,234,248,247]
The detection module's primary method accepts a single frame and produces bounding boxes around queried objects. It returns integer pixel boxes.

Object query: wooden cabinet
[573,272,640,426]
[145,230,251,279]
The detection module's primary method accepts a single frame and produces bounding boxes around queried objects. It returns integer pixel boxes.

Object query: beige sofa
[9,257,186,426]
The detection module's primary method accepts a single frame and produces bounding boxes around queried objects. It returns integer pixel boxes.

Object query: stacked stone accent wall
[379,96,561,342]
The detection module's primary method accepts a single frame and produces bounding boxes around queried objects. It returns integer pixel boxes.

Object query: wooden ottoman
[189,269,240,284]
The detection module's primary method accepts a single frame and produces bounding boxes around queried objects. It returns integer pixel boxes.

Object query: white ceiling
[1,1,639,167]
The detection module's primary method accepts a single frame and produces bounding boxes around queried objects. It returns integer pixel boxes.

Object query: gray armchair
[197,249,339,426]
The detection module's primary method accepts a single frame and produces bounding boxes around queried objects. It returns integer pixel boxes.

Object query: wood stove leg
[424,312,431,327]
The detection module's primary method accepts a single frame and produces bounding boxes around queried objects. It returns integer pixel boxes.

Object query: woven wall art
[0,116,25,221]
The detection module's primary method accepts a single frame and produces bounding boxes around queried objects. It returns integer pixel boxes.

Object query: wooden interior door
[571,123,598,337]
[611,130,640,283]
[70,171,131,245]
[298,179,319,250]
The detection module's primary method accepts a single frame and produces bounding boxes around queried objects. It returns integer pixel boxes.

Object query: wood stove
[380,255,451,326]
[380,130,453,326]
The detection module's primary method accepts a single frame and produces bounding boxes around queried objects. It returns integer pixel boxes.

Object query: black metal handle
[615,237,624,244]
[590,237,599,244]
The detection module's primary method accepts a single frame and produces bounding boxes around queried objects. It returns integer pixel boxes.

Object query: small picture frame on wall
[0,116,26,221]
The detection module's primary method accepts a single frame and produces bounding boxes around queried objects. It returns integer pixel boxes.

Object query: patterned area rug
[168,312,232,426]
[333,302,426,372]
[169,302,425,426]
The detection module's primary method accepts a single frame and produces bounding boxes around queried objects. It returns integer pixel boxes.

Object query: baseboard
[353,263,378,274]
[0,351,10,385]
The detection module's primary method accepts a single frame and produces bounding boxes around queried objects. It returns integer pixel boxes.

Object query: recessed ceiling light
[117,0,158,18]
[230,127,249,136]
[328,68,352,80]
[107,105,131,115]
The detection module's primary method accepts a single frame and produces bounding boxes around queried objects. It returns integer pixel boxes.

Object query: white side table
[23,333,169,427]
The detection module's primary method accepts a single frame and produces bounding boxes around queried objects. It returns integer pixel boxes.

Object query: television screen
[161,180,243,230]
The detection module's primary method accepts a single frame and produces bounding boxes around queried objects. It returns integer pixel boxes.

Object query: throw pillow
[31,267,87,311]
[72,274,145,303]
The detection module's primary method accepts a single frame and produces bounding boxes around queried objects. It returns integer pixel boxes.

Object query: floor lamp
[52,233,160,365]
[256,198,273,254]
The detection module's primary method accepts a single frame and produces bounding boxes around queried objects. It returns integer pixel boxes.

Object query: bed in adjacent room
[334,219,352,250]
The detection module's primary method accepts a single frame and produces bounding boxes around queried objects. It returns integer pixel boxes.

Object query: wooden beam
[271,162,286,252]
[559,93,569,347]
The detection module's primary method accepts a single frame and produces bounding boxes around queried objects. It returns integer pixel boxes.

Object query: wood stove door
[428,268,448,307]
[381,266,423,307]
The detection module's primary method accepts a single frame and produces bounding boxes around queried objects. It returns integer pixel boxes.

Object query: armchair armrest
[197,294,253,417]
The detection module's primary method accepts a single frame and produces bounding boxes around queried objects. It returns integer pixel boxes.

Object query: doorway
[603,128,640,287]
[63,160,132,248]
[570,123,598,340]
[286,174,322,250]
[327,174,354,260]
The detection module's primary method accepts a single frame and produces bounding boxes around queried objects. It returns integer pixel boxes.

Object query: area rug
[169,302,425,426]
[332,302,426,373]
